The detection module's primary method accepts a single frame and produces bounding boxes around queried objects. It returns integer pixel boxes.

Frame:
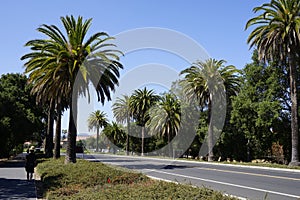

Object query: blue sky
[0,1,266,133]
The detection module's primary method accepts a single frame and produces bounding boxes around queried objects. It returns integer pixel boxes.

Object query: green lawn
[36,157,238,200]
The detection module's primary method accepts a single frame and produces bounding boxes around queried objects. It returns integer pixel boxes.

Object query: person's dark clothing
[25,152,36,173]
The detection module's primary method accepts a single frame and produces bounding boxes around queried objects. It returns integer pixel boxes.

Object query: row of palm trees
[88,59,240,159]
[21,0,300,165]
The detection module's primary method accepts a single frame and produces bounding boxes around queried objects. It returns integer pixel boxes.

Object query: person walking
[25,146,36,180]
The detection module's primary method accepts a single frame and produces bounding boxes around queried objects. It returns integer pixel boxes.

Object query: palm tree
[147,93,181,157]
[246,0,300,165]
[103,122,126,153]
[180,58,240,161]
[130,87,160,156]
[112,95,132,155]
[87,110,108,152]
[21,15,123,163]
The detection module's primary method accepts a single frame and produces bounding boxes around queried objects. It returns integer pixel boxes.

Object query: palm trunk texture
[289,57,299,166]
[65,98,78,164]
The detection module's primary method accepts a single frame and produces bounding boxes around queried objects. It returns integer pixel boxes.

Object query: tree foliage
[231,52,284,159]
[0,73,44,158]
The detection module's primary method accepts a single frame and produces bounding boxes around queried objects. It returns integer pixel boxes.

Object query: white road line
[147,175,247,200]
[148,169,300,199]
[194,167,300,181]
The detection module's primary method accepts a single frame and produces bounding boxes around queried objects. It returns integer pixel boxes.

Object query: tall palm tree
[147,93,181,157]
[21,15,123,163]
[112,95,132,155]
[87,110,108,152]
[130,87,160,156]
[246,0,300,165]
[180,58,240,161]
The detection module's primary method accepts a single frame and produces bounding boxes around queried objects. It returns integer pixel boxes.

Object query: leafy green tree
[130,87,160,156]
[21,15,123,163]
[103,122,126,153]
[147,93,181,157]
[0,73,44,158]
[231,51,292,161]
[112,95,132,155]
[85,136,96,149]
[246,0,300,165]
[87,110,108,152]
[180,58,240,161]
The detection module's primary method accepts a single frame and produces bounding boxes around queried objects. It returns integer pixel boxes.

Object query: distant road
[81,153,300,200]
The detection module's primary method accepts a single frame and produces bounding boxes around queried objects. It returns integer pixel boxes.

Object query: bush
[37,158,237,200]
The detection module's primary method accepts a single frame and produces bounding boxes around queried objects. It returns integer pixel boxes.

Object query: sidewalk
[0,153,37,200]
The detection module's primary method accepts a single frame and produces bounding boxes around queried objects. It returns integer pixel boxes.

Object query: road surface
[81,153,300,200]
[0,157,36,200]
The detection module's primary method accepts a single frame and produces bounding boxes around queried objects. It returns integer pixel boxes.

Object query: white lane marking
[195,167,300,181]
[147,175,247,200]
[148,169,300,199]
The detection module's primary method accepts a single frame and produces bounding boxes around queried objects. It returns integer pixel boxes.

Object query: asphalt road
[0,158,36,200]
[82,153,300,200]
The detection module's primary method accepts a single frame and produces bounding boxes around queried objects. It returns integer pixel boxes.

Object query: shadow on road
[0,178,36,199]
[0,160,25,168]
[163,165,191,169]
[89,159,137,163]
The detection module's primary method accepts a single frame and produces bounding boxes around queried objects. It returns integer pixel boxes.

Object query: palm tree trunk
[168,132,172,157]
[45,102,54,158]
[65,97,78,164]
[96,127,99,152]
[141,126,145,156]
[288,55,299,166]
[208,98,214,162]
[54,102,62,159]
[126,117,130,155]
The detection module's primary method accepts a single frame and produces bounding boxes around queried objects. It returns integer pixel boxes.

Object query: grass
[36,157,238,200]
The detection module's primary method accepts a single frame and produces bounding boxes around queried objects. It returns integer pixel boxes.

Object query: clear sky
[0,0,266,133]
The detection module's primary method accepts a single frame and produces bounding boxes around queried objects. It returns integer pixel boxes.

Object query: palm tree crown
[180,58,240,161]
[112,95,132,154]
[88,110,108,131]
[246,0,300,61]
[147,93,181,157]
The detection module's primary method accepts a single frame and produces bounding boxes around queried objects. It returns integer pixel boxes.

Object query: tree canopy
[0,73,44,158]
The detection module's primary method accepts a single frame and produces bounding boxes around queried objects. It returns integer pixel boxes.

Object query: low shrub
[37,158,237,200]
